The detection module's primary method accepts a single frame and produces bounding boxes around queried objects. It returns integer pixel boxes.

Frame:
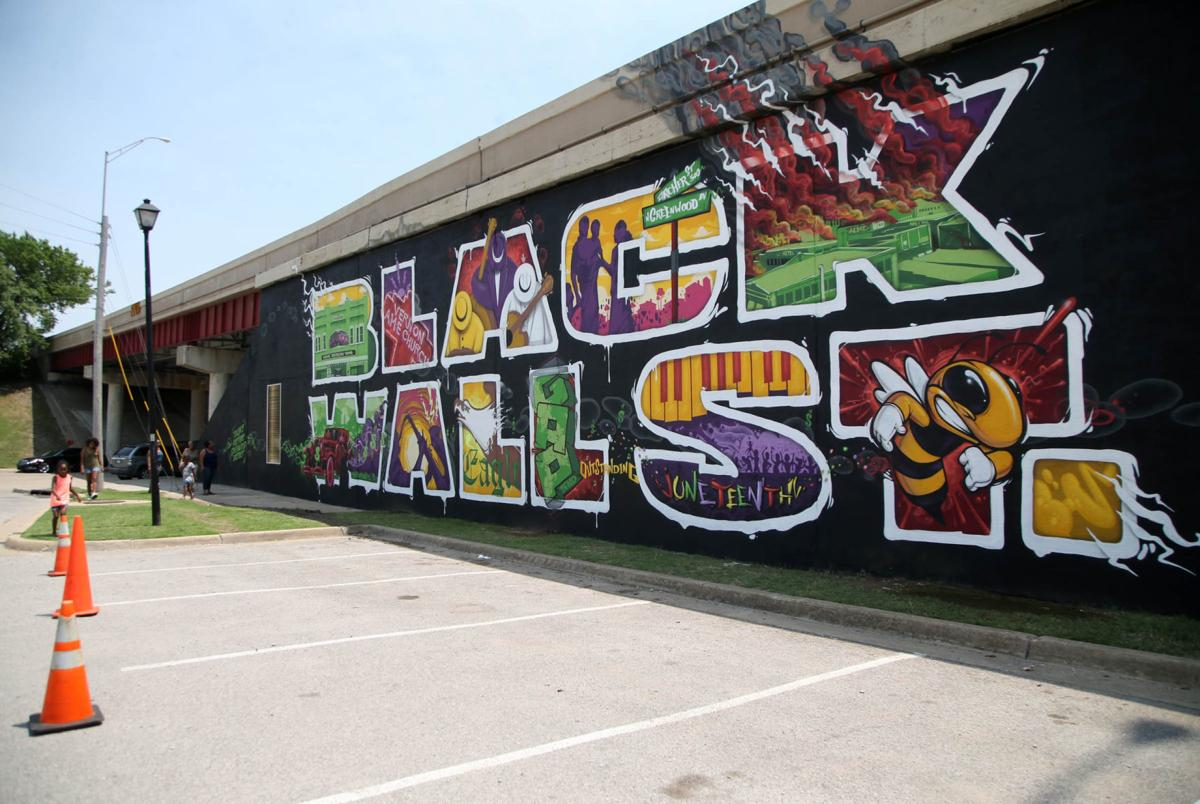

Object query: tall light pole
[92,137,169,477]
[135,199,162,526]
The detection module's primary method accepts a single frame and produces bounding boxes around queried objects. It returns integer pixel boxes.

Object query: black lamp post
[135,199,161,526]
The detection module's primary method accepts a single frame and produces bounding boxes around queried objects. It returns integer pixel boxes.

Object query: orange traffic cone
[29,599,103,735]
[47,515,73,577]
[54,517,98,618]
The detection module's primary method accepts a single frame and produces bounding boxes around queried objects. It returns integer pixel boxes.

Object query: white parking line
[121,600,651,671]
[103,569,504,606]
[301,652,918,802]
[92,550,440,577]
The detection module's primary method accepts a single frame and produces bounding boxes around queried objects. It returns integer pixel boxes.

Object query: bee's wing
[904,356,929,399]
[870,359,918,404]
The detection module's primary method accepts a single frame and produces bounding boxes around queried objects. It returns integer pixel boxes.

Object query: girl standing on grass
[49,460,81,537]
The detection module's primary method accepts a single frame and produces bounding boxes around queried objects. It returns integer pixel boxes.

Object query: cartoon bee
[868,353,1027,520]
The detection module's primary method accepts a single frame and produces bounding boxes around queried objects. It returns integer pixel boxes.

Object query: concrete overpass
[46,0,1072,451]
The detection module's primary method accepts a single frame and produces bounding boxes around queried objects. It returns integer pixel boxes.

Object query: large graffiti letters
[456,374,526,504]
[562,177,729,345]
[307,390,388,491]
[530,364,609,513]
[736,66,1044,321]
[312,279,379,385]
[382,382,454,499]
[442,221,557,366]
[831,302,1089,548]
[381,259,436,372]
[633,341,830,533]
[1021,449,1199,575]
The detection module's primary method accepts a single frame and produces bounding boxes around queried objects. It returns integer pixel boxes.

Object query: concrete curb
[4,526,348,552]
[353,524,1200,689]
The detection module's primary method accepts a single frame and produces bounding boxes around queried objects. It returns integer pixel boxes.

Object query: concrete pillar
[209,373,230,418]
[190,388,207,440]
[175,346,243,422]
[105,383,124,455]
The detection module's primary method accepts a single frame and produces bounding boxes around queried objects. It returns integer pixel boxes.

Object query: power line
[0,182,97,224]
[0,201,99,234]
[107,236,136,305]
[0,221,98,248]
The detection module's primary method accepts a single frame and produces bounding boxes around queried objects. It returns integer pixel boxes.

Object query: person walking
[81,437,103,499]
[181,458,197,500]
[200,440,218,494]
[49,460,82,537]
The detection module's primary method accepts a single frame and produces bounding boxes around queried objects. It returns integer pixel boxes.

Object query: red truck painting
[303,427,350,485]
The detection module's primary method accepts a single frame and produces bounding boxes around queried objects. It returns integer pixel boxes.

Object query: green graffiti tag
[281,439,308,469]
[532,370,583,500]
[226,423,263,463]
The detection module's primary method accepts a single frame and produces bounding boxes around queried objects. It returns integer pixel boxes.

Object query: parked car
[16,446,83,473]
[108,442,182,479]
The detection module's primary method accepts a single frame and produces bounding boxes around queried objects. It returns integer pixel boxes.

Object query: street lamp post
[92,137,169,479]
[135,199,162,527]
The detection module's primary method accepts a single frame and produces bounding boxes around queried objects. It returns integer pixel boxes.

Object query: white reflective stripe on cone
[51,649,85,671]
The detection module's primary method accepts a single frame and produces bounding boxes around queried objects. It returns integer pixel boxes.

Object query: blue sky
[0,1,747,336]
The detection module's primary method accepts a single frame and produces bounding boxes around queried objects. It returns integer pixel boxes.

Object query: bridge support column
[176,346,244,424]
[105,383,124,456]
[190,389,206,441]
[208,373,230,418]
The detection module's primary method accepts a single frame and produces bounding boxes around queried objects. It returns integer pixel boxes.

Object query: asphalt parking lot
[2,534,1199,803]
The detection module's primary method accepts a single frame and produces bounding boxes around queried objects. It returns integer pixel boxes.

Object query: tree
[0,231,94,378]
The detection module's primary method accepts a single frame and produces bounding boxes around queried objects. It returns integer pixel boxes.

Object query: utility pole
[92,137,170,475]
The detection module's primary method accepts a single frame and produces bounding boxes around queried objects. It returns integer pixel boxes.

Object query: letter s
[633,341,831,533]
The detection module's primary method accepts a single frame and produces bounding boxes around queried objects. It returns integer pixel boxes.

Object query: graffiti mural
[456,374,526,504]
[442,220,557,366]
[561,177,730,346]
[1021,449,1199,576]
[530,364,609,512]
[734,68,1041,321]
[207,0,1199,611]
[382,382,453,499]
[308,390,388,491]
[312,279,379,385]
[381,259,436,372]
[634,342,829,533]
[830,302,1088,548]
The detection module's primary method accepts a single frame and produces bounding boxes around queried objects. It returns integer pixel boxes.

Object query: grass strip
[318,509,1200,660]
[0,386,33,466]
[23,500,324,541]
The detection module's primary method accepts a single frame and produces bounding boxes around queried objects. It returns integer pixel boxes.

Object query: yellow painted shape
[768,351,786,392]
[460,381,495,412]
[664,359,679,423]
[786,355,808,396]
[315,283,367,311]
[737,353,752,394]
[651,364,666,422]
[1031,459,1122,541]
[690,356,705,418]
[678,355,693,422]
[751,351,768,397]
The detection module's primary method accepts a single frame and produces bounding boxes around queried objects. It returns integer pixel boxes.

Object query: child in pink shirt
[49,460,81,537]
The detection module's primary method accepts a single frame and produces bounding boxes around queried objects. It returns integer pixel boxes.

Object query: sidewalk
[0,468,351,547]
[77,470,356,514]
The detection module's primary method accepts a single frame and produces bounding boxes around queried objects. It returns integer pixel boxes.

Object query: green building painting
[313,285,375,381]
[745,199,1013,311]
